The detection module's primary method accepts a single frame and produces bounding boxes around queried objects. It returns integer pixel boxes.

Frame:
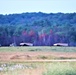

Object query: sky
[0,0,76,15]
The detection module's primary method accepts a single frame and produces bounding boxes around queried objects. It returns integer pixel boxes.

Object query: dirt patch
[0,52,76,61]
[10,55,32,60]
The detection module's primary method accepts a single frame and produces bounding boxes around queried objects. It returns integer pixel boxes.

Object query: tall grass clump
[43,62,76,75]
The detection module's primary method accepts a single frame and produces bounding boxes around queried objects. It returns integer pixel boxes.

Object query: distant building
[53,43,68,46]
[20,43,33,46]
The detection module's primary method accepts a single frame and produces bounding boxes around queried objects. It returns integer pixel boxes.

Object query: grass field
[0,46,76,61]
[0,62,76,75]
[0,46,76,75]
[0,46,76,52]
[43,62,76,75]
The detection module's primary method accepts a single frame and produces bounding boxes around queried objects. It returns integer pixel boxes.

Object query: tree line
[0,12,76,46]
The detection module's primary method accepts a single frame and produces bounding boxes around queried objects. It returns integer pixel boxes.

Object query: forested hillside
[0,12,76,46]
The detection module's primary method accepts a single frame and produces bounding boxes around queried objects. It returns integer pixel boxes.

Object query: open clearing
[0,46,76,75]
[0,46,76,62]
